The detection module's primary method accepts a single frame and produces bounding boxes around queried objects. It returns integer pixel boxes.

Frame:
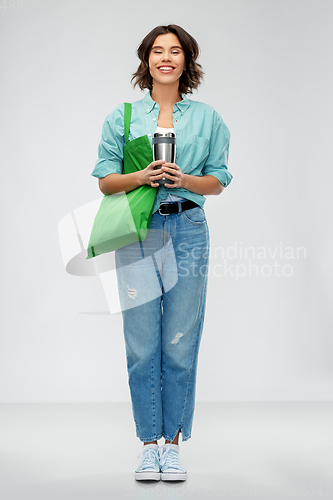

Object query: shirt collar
[143,90,190,114]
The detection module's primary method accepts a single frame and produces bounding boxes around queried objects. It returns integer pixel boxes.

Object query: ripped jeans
[115,206,209,443]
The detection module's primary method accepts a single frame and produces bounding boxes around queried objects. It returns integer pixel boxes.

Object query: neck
[151,81,182,109]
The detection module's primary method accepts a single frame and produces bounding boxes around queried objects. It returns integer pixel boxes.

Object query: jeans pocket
[182,206,207,225]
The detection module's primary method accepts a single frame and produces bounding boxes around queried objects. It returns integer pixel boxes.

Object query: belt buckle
[158,203,169,216]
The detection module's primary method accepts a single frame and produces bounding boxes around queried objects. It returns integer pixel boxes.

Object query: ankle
[165,429,180,445]
[144,441,158,445]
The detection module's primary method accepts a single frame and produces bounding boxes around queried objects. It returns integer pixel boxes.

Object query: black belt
[158,199,198,215]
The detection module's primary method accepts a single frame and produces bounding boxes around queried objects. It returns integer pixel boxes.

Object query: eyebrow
[152,45,183,50]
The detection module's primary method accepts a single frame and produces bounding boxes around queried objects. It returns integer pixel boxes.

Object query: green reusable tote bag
[86,103,157,259]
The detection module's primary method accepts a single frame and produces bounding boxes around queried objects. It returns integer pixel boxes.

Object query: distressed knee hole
[171,332,184,344]
[127,286,137,299]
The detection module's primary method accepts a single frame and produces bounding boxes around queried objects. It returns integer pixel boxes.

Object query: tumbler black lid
[152,133,176,144]
[153,132,175,137]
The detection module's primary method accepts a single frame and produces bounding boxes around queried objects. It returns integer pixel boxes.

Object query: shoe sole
[160,472,187,481]
[135,472,160,481]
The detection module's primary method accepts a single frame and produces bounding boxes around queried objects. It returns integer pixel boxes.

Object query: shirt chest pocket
[182,135,209,172]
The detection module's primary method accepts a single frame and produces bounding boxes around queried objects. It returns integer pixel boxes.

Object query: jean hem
[181,433,191,442]
[163,427,191,443]
[138,433,163,443]
[162,433,191,442]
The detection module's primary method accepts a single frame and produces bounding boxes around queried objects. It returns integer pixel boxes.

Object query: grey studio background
[1,0,332,406]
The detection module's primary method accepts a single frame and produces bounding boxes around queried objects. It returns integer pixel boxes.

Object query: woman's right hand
[140,160,165,187]
[98,161,165,195]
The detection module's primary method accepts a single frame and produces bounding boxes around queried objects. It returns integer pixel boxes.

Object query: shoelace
[159,447,180,469]
[137,447,159,470]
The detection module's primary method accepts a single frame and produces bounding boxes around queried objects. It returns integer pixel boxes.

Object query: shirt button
[147,108,150,112]
[153,118,156,121]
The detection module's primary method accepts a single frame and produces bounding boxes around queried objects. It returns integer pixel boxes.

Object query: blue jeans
[115,206,209,442]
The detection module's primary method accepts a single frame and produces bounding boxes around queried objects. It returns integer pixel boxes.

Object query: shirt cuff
[91,159,123,178]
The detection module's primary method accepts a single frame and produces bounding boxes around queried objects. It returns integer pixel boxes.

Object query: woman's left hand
[161,163,187,189]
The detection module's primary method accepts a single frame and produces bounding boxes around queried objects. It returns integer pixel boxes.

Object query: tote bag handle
[124,102,132,145]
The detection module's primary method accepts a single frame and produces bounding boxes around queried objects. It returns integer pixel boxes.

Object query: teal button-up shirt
[92,90,232,213]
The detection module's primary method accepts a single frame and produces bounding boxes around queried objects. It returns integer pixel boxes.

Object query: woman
[91,25,232,481]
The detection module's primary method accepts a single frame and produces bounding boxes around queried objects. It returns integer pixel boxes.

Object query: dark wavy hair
[131,25,204,95]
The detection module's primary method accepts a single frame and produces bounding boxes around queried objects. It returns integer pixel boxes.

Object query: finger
[151,163,165,171]
[160,172,177,180]
[150,160,165,168]
[161,166,178,174]
[163,163,180,170]
[150,171,165,180]
[151,168,163,175]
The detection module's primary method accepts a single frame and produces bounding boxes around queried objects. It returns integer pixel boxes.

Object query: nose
[161,52,172,61]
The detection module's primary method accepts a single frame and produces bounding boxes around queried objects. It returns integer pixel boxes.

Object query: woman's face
[148,33,185,89]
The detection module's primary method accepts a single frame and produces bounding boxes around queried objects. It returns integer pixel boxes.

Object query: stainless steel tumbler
[152,132,176,186]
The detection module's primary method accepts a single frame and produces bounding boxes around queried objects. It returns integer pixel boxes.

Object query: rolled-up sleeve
[202,113,233,187]
[91,105,125,178]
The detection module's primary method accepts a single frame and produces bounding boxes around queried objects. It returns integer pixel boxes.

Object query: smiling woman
[132,24,204,97]
[91,24,233,482]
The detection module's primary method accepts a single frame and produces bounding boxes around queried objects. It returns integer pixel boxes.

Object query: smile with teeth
[158,66,175,73]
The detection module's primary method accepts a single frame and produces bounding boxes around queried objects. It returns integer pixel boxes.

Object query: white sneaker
[159,443,187,481]
[135,444,160,481]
